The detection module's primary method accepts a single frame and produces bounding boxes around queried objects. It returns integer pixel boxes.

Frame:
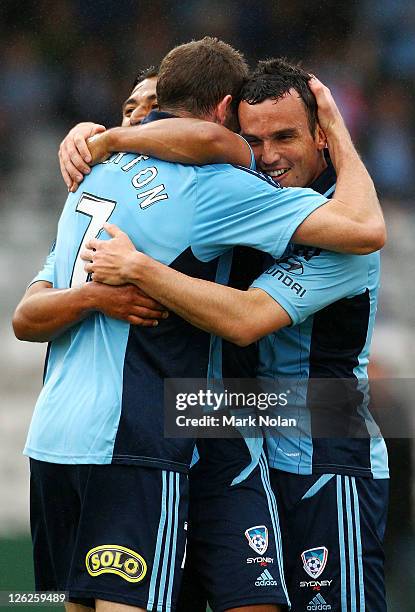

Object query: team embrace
[14,37,388,612]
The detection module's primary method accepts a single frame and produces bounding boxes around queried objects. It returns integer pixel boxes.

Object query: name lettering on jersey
[132,167,158,189]
[122,155,149,172]
[103,152,128,165]
[104,153,169,209]
[137,183,169,209]
[132,166,169,208]
[264,266,306,298]
[86,544,147,583]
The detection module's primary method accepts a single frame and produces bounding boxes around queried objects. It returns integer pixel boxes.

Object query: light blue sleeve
[251,250,371,326]
[29,243,56,287]
[235,134,256,170]
[191,165,327,261]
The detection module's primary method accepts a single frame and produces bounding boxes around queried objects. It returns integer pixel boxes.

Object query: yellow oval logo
[86,545,147,583]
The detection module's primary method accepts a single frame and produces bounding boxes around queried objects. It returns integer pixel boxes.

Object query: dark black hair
[132,65,159,89]
[241,58,317,134]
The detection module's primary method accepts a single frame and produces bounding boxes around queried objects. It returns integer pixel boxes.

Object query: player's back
[25,153,217,472]
[25,136,328,474]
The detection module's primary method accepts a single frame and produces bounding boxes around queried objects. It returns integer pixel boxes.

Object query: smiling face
[239,89,327,188]
[121,76,158,126]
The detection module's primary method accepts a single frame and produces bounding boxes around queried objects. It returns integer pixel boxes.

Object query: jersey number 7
[70,192,116,288]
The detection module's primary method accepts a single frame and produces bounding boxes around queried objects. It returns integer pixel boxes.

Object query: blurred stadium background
[0,0,414,609]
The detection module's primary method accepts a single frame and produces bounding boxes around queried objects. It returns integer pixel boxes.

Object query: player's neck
[159,105,212,123]
[159,106,198,120]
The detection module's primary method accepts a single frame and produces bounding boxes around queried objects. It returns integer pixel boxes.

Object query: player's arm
[81,227,367,347]
[89,79,384,255]
[12,280,167,342]
[112,273,288,347]
[58,122,107,190]
[102,120,250,165]
[292,77,385,254]
[81,224,290,346]
[63,119,252,191]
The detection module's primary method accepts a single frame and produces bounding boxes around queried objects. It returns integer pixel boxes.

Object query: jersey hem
[24,448,114,463]
[112,454,189,473]
[312,464,389,478]
[269,462,389,479]
[251,278,299,325]
[24,449,189,473]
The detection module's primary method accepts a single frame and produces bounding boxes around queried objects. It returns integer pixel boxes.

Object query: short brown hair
[157,37,249,117]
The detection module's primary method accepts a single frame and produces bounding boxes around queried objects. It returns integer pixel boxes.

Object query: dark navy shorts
[177,449,289,612]
[270,470,389,612]
[30,459,188,611]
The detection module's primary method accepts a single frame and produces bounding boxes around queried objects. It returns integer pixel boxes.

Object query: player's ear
[214,95,233,126]
[315,123,327,150]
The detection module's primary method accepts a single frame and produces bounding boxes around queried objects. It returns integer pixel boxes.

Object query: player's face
[121,77,158,126]
[238,90,327,188]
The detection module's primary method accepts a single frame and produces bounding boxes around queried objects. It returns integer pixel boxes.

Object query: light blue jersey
[251,163,388,479]
[25,112,327,473]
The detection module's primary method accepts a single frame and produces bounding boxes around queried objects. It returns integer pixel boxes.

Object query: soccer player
[58,66,159,191]
[18,63,274,612]
[121,66,158,126]
[14,36,378,612]
[78,60,389,612]
[14,68,165,345]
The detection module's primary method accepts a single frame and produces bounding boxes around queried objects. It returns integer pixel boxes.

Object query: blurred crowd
[1,0,414,199]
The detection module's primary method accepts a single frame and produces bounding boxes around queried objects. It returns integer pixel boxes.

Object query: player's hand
[308,76,345,136]
[59,122,106,192]
[86,281,168,327]
[81,223,140,285]
[87,132,111,166]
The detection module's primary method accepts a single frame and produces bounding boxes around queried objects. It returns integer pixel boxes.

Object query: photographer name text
[176,414,297,428]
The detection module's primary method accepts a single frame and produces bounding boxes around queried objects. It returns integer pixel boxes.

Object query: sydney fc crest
[245,526,269,555]
[301,547,328,578]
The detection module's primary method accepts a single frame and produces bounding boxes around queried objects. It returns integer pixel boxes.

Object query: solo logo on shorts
[245,525,269,555]
[86,545,147,583]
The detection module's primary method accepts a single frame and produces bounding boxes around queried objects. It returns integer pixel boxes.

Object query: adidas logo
[255,569,278,587]
[307,593,331,610]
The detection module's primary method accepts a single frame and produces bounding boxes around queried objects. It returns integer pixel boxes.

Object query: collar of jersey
[308,154,336,196]
[287,156,336,256]
[141,110,177,124]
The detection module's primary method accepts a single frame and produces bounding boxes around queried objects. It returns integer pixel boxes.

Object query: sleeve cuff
[275,195,328,258]
[251,278,300,326]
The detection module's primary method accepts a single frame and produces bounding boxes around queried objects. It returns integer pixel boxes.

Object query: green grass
[0,536,210,611]
[0,536,61,612]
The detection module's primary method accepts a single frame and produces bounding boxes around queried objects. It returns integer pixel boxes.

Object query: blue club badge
[245,525,269,555]
[301,547,328,578]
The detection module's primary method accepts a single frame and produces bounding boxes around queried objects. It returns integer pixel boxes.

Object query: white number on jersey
[70,192,116,288]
